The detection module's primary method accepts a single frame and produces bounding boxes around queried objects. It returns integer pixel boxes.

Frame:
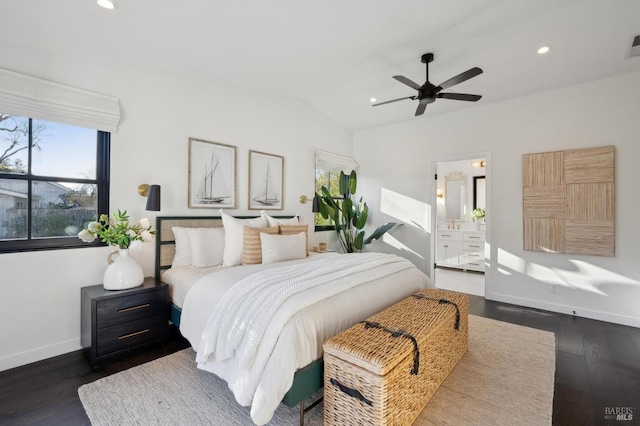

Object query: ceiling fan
[372,53,483,116]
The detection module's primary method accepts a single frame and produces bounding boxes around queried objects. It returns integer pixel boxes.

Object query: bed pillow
[242,226,279,265]
[187,227,225,268]
[279,224,309,255]
[220,210,267,266]
[261,210,299,227]
[261,232,307,264]
[171,227,192,267]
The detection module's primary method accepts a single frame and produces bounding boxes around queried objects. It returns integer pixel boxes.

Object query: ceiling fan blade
[372,96,416,107]
[393,75,422,90]
[437,92,482,102]
[415,102,427,116]
[436,67,483,91]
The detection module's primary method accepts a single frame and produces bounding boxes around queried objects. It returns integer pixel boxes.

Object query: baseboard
[0,338,81,372]
[486,292,640,328]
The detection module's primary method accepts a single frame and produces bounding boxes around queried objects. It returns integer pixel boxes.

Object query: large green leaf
[363,222,396,244]
[355,202,368,229]
[349,170,357,195]
[342,198,353,224]
[339,171,347,196]
[354,230,365,251]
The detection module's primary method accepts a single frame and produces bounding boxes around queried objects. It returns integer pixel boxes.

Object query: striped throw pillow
[242,226,279,264]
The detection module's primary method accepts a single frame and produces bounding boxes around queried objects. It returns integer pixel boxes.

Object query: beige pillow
[279,224,309,255]
[242,226,279,265]
[261,232,307,264]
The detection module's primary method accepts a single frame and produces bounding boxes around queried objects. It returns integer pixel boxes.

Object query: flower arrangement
[78,209,155,250]
[472,208,486,222]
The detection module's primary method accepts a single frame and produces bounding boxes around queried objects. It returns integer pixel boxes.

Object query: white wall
[0,46,352,371]
[354,71,640,328]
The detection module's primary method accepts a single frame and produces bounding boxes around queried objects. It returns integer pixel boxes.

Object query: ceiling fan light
[537,45,551,55]
[97,0,118,10]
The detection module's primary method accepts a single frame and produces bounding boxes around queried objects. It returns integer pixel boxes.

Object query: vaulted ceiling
[3,0,640,131]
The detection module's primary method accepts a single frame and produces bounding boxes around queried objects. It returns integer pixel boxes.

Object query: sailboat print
[197,153,230,204]
[253,162,280,206]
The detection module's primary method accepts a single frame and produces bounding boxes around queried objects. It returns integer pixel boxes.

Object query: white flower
[129,240,144,252]
[139,218,150,228]
[78,229,96,243]
[127,229,137,238]
[141,230,153,242]
[88,221,100,232]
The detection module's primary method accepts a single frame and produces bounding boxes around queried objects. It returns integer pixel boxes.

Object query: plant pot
[103,248,144,290]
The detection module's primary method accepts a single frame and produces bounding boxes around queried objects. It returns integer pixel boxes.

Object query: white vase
[103,248,144,290]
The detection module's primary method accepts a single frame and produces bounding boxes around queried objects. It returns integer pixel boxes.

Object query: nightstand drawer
[96,290,166,328]
[96,314,166,357]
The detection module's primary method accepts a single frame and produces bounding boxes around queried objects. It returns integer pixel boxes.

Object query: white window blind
[315,150,359,173]
[0,68,120,132]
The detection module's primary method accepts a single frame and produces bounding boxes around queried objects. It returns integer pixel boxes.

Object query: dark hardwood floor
[1,296,638,426]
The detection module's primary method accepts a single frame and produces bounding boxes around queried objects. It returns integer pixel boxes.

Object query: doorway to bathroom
[433,153,488,297]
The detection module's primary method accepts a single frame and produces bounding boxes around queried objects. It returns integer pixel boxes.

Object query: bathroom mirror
[473,176,486,210]
[445,172,466,220]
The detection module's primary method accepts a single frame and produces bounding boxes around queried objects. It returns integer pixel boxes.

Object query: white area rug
[79,315,555,425]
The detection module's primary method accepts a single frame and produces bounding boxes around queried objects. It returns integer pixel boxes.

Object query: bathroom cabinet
[436,229,485,272]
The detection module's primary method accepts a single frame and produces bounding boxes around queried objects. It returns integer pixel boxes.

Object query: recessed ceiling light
[537,45,551,55]
[369,98,377,103]
[97,0,118,10]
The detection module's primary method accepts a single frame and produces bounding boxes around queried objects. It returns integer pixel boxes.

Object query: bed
[155,214,430,425]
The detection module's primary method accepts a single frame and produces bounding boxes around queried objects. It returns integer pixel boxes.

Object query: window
[0,113,110,252]
[314,150,358,231]
[314,168,345,230]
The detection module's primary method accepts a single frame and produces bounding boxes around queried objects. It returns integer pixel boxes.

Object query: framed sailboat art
[249,150,284,210]
[188,138,237,209]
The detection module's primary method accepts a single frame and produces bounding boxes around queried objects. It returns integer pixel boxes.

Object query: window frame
[0,120,110,253]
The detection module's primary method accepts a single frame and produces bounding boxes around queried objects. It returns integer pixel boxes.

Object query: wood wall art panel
[565,220,615,257]
[523,145,614,257]
[565,183,615,221]
[564,146,614,184]
[523,217,565,253]
[523,151,564,187]
[523,186,566,218]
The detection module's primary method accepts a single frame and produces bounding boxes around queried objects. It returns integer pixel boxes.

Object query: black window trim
[0,129,110,253]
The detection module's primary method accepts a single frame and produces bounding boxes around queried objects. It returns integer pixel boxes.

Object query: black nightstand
[81,277,169,364]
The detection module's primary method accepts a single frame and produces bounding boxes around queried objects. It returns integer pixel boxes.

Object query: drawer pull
[118,303,150,313]
[466,254,480,257]
[118,329,150,340]
[469,262,480,266]
[468,236,480,239]
[441,234,452,237]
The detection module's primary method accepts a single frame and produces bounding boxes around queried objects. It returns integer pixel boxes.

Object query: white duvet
[180,252,429,425]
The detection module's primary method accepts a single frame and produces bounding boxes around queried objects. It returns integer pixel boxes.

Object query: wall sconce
[437,189,444,198]
[472,160,486,168]
[138,184,161,211]
[300,194,320,212]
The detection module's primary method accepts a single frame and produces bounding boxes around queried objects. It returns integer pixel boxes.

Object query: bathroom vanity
[436,229,485,272]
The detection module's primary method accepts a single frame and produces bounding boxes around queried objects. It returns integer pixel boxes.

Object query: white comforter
[180,252,429,425]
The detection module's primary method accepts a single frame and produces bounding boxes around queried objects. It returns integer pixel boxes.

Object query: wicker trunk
[323,288,468,426]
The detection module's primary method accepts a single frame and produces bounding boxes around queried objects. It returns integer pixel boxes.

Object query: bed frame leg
[298,396,323,426]
[299,401,304,426]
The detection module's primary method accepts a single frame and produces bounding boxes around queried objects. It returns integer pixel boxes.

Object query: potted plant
[472,208,485,230]
[316,170,396,253]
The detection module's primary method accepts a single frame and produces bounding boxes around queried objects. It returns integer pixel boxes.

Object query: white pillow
[260,232,307,264]
[187,227,225,268]
[171,227,192,267]
[220,210,267,266]
[261,210,299,227]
